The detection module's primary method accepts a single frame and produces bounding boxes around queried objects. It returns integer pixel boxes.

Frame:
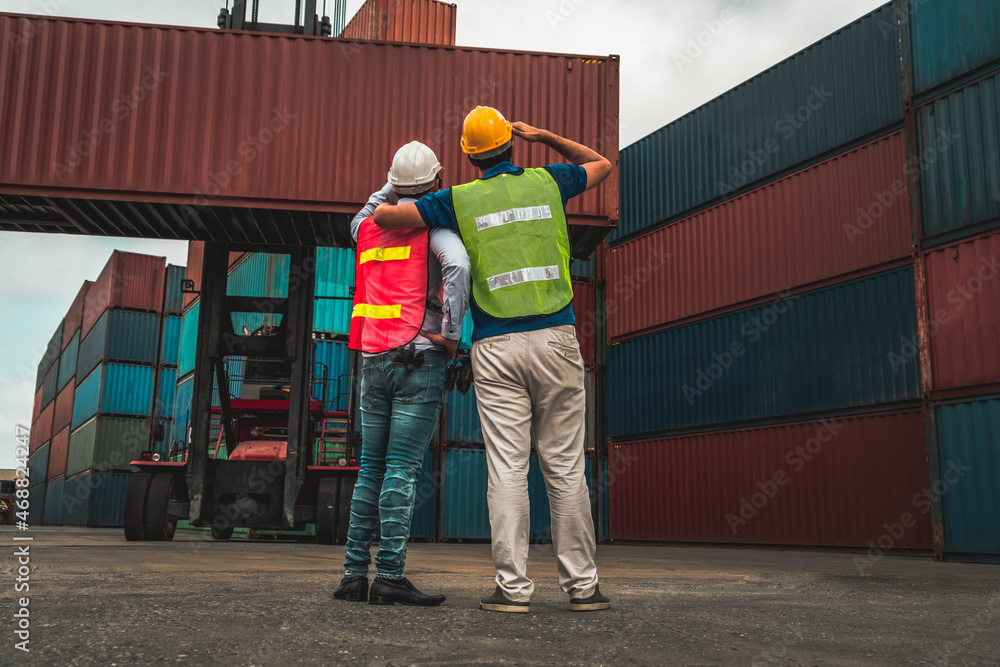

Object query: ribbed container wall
[60,473,89,525]
[613,3,902,243]
[157,368,178,419]
[441,448,490,540]
[313,247,355,335]
[607,132,911,338]
[163,264,186,315]
[178,303,199,377]
[409,449,438,540]
[924,230,1000,394]
[171,374,194,452]
[571,280,597,366]
[313,341,352,412]
[61,471,132,527]
[28,482,45,525]
[908,0,1000,96]
[36,321,63,393]
[62,282,93,349]
[933,394,1000,557]
[608,267,921,438]
[916,69,1000,244]
[160,316,181,366]
[77,309,161,381]
[0,16,617,228]
[47,427,70,480]
[67,417,151,477]
[40,362,59,409]
[183,242,203,311]
[57,333,79,390]
[52,383,74,434]
[340,0,457,45]
[42,476,63,525]
[609,411,931,547]
[81,251,166,338]
[28,443,49,487]
[71,363,155,430]
[30,404,53,454]
[445,387,483,445]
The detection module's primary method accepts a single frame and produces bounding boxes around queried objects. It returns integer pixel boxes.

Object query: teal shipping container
[41,361,59,409]
[445,385,483,445]
[160,315,181,366]
[934,394,1000,559]
[29,442,50,487]
[313,246,354,334]
[151,418,173,456]
[163,264,186,314]
[313,341,352,412]
[441,448,490,540]
[908,0,1000,96]
[613,3,902,242]
[178,302,198,377]
[57,333,79,391]
[916,69,1000,243]
[607,267,921,438]
[60,472,89,525]
[36,320,63,391]
[157,367,177,419]
[28,481,45,526]
[72,363,155,430]
[171,373,193,450]
[61,471,131,527]
[76,309,160,381]
[410,449,438,540]
[42,475,63,524]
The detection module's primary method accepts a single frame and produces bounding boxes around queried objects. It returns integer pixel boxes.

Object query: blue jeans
[343,351,446,579]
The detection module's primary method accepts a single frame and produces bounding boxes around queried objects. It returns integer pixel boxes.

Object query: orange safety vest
[349,217,430,354]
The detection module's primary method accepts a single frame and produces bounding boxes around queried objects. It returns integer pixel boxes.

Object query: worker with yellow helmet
[374,106,613,613]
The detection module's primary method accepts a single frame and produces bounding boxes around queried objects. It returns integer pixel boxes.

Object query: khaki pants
[470,324,598,601]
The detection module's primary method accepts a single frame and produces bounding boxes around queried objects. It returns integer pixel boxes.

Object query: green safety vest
[451,168,574,319]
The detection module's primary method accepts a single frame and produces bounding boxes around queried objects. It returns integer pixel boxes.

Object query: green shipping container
[66,417,150,477]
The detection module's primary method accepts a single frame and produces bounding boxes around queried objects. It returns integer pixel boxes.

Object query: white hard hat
[387,141,443,195]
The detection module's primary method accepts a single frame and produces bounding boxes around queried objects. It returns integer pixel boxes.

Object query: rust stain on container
[341,0,456,45]
[47,427,70,480]
[52,382,75,434]
[31,403,54,454]
[607,132,911,339]
[0,14,618,228]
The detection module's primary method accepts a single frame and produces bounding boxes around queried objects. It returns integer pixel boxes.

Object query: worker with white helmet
[333,141,470,607]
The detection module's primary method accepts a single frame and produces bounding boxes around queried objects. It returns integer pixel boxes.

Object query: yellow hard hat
[460,106,513,157]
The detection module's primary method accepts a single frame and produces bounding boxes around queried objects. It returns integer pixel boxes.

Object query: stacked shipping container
[901,0,1000,560]
[603,3,934,550]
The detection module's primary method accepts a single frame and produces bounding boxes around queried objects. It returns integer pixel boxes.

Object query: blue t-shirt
[414,162,589,340]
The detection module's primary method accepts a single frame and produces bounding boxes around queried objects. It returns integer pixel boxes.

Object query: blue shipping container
[441,448,490,539]
[178,302,198,377]
[613,3,902,243]
[29,442,50,487]
[76,309,161,381]
[61,473,90,525]
[314,340,352,412]
[171,373,193,451]
[36,321,63,390]
[28,481,45,525]
[917,69,1000,242]
[58,333,79,391]
[161,315,181,366]
[41,361,59,408]
[157,367,177,419]
[607,267,921,438]
[935,394,1000,556]
[410,448,438,540]
[42,475,63,524]
[446,385,483,445]
[163,264,186,314]
[909,0,1000,96]
[72,363,155,430]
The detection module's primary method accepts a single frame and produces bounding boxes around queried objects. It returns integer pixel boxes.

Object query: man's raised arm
[373,201,426,229]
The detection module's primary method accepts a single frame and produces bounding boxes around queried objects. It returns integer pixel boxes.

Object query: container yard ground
[4,527,1000,666]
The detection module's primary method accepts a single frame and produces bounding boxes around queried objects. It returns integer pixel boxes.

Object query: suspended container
[607,267,921,438]
[916,68,1000,244]
[67,417,151,477]
[42,475,64,525]
[62,281,93,349]
[163,264,186,315]
[76,309,161,381]
[72,363,155,431]
[609,410,931,547]
[613,2,902,242]
[57,332,79,391]
[340,0,457,45]
[52,382,74,434]
[607,132,912,338]
[81,251,166,339]
[933,393,1000,560]
[160,315,181,366]
[313,247,355,335]
[907,0,1000,96]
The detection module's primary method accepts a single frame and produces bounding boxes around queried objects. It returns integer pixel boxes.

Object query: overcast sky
[0,0,886,470]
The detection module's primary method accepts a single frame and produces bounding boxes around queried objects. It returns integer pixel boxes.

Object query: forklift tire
[145,474,178,541]
[336,477,356,545]
[123,473,153,541]
[315,477,339,545]
[211,524,234,540]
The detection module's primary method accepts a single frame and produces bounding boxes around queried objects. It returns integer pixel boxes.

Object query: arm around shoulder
[373,202,426,229]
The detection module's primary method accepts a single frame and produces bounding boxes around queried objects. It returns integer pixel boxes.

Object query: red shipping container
[81,251,166,339]
[31,403,54,455]
[62,281,94,349]
[52,383,75,434]
[924,229,1000,394]
[31,386,43,424]
[607,132,910,339]
[48,427,70,480]
[341,0,456,45]
[0,15,618,230]
[184,242,204,311]
[608,410,931,549]
[572,281,596,366]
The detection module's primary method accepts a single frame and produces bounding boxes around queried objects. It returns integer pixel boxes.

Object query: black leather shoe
[480,586,530,613]
[333,576,368,602]
[368,577,445,606]
[569,584,611,611]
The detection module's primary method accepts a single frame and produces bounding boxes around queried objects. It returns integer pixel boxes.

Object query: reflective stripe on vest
[452,168,573,319]
[348,217,430,354]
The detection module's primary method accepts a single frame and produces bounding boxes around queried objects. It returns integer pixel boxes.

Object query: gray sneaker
[480,586,530,613]
[570,585,611,611]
